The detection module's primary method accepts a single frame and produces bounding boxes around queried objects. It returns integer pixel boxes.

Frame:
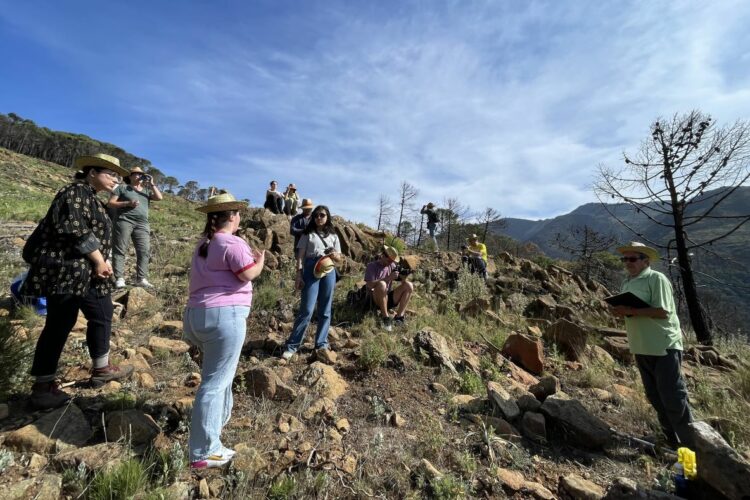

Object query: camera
[142,174,152,182]
[394,264,412,281]
[324,247,335,255]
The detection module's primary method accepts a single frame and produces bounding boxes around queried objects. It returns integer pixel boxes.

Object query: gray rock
[517,393,542,412]
[487,381,521,422]
[5,404,92,453]
[559,473,605,499]
[689,420,750,500]
[540,396,611,449]
[105,409,160,445]
[603,477,681,499]
[413,329,457,374]
[53,442,128,472]
[521,412,546,443]
[529,375,560,402]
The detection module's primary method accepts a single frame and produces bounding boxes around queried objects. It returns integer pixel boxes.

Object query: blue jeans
[284,257,336,352]
[183,305,250,461]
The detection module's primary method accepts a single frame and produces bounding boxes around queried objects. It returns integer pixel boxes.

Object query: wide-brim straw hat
[313,255,336,279]
[129,166,146,176]
[196,192,248,213]
[383,244,400,263]
[300,199,314,210]
[617,241,659,262]
[74,153,129,178]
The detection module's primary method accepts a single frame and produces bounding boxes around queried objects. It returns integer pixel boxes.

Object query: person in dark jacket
[22,153,134,409]
[420,202,440,249]
[289,198,314,249]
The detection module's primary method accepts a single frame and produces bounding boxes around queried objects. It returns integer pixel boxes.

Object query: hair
[270,180,277,187]
[303,205,334,237]
[198,210,237,258]
[74,165,104,181]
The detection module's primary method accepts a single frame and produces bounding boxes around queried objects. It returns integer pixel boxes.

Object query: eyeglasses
[97,169,123,183]
[315,213,327,219]
[620,256,645,263]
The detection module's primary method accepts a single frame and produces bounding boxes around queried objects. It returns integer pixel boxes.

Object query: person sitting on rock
[263,180,284,214]
[365,245,414,331]
[283,183,300,216]
[290,198,314,249]
[609,242,694,449]
[462,234,488,279]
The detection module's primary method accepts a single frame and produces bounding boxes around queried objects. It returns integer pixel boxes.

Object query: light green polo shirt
[621,266,683,356]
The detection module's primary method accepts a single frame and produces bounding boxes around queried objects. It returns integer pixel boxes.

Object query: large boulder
[413,329,457,374]
[689,421,750,500]
[601,336,633,364]
[521,412,547,443]
[5,404,92,453]
[523,295,558,320]
[544,319,589,361]
[501,332,544,375]
[540,396,611,449]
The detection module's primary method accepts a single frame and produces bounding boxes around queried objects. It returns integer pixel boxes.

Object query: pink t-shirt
[187,232,255,308]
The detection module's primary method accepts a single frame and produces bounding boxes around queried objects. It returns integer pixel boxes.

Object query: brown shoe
[90,363,134,387]
[30,381,71,410]
[315,349,337,365]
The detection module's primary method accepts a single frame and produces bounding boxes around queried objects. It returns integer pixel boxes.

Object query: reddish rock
[501,333,544,375]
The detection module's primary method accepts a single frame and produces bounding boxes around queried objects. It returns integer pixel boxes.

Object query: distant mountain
[491,187,750,334]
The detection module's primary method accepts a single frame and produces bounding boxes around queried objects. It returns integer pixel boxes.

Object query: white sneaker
[281,350,295,360]
[136,279,154,288]
[115,278,126,289]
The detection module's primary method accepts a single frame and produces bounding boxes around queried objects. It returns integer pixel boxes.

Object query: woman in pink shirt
[184,192,265,469]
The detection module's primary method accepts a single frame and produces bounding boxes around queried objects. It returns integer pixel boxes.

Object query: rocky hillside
[0,148,750,499]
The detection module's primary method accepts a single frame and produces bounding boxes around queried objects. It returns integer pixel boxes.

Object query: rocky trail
[1,208,749,499]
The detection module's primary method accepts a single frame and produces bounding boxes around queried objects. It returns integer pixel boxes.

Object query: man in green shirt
[611,242,693,448]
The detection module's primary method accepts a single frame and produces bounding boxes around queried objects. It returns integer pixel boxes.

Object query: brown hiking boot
[90,363,134,387]
[30,381,72,410]
[315,349,337,365]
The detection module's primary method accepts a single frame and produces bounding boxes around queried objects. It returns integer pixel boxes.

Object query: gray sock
[93,352,109,369]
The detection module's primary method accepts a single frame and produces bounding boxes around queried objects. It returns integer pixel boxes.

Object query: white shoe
[115,278,126,289]
[136,279,154,288]
[281,350,295,360]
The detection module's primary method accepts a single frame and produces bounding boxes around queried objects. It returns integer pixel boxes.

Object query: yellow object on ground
[678,447,697,479]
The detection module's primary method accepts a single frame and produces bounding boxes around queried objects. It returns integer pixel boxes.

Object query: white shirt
[297,231,341,259]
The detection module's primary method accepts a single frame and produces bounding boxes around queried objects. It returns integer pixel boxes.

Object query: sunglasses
[315,213,327,219]
[620,256,645,263]
[96,169,123,183]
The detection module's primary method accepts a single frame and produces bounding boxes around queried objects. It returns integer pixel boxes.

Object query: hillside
[0,148,749,499]
[493,189,750,335]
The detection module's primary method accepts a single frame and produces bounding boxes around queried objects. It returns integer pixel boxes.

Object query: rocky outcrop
[540,396,611,449]
[413,329,457,374]
[5,405,92,453]
[689,420,750,500]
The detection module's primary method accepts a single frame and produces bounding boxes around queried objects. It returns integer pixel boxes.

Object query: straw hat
[288,183,297,190]
[616,241,659,262]
[74,153,129,178]
[383,245,400,263]
[196,192,248,213]
[300,199,314,210]
[129,166,146,176]
[468,234,479,241]
[313,255,336,279]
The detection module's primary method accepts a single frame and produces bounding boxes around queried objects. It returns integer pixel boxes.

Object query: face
[302,208,313,217]
[131,172,145,184]
[89,168,122,192]
[380,252,394,265]
[622,251,649,277]
[313,210,328,227]
[271,181,277,190]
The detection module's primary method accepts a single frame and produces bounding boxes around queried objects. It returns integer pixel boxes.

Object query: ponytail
[198,210,236,258]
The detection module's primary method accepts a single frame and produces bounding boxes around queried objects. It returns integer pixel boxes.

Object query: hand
[252,248,266,263]
[295,272,304,291]
[130,200,139,208]
[105,260,113,275]
[612,305,634,317]
[94,260,110,279]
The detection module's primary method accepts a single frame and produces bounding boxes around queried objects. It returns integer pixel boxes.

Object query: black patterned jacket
[22,181,115,297]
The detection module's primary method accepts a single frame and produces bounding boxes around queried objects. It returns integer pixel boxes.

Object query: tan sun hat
[383,245,400,263]
[313,255,336,279]
[468,234,479,241]
[300,198,314,210]
[74,153,129,178]
[616,241,659,262]
[129,166,146,175]
[196,192,248,213]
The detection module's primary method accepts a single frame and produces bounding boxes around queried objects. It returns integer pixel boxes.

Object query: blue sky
[1,1,749,224]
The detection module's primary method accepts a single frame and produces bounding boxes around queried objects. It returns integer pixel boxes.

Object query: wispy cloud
[1,0,749,224]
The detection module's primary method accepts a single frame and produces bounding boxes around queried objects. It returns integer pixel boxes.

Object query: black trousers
[30,287,113,377]
[635,349,694,447]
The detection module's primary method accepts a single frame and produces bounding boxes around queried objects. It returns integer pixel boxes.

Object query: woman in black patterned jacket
[22,154,134,409]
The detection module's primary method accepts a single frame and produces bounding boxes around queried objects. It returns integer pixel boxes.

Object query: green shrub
[359,334,388,371]
[268,475,297,500]
[384,234,406,255]
[0,319,34,399]
[457,371,484,395]
[88,459,146,500]
[102,391,138,412]
[452,268,489,305]
[430,474,468,499]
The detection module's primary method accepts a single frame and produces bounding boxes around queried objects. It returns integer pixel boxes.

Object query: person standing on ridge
[109,166,162,288]
[610,241,694,449]
[290,198,314,249]
[420,202,440,250]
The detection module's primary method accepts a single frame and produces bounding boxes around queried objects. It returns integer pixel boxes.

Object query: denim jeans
[427,222,438,248]
[284,257,336,352]
[112,219,151,281]
[183,305,250,461]
[30,287,113,378]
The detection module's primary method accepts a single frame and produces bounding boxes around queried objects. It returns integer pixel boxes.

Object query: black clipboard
[604,292,650,309]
